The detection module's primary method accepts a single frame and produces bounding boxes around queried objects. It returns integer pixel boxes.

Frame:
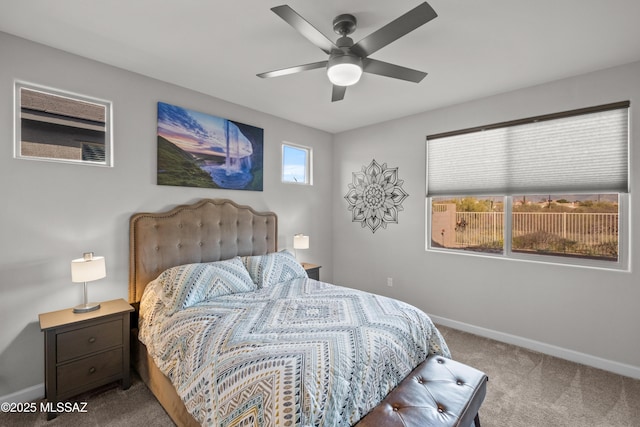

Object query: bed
[129,198,451,426]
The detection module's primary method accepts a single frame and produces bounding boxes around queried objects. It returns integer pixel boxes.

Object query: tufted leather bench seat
[355,356,488,427]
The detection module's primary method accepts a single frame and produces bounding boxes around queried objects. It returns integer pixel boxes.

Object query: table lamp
[293,234,309,259]
[71,252,106,313]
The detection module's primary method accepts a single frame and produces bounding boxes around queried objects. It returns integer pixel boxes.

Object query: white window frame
[425,102,630,271]
[281,142,312,185]
[14,81,113,167]
[426,194,629,271]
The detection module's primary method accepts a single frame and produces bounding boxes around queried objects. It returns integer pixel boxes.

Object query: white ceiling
[2,0,640,133]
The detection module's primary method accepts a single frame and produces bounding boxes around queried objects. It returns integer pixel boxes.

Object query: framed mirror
[14,81,112,166]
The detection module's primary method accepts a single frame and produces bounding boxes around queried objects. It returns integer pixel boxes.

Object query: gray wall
[332,60,640,378]
[0,32,334,398]
[2,28,639,401]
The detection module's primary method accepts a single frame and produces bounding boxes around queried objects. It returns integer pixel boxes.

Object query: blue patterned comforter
[139,277,450,426]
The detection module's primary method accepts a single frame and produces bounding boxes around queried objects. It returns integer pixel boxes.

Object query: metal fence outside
[444,209,618,259]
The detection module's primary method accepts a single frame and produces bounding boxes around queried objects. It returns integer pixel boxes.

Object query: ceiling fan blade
[331,85,347,102]
[257,60,328,78]
[363,58,427,83]
[271,5,337,55]
[351,2,437,58]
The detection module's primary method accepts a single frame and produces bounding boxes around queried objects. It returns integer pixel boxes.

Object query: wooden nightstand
[39,298,134,419]
[301,263,321,280]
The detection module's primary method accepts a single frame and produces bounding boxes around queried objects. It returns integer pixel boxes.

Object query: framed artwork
[14,81,112,166]
[157,102,263,191]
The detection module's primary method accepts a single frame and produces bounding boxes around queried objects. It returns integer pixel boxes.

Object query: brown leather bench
[355,356,488,427]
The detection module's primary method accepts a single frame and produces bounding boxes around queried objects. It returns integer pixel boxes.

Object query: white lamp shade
[71,256,106,283]
[293,234,309,250]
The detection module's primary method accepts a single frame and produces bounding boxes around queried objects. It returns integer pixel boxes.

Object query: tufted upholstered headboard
[129,198,277,303]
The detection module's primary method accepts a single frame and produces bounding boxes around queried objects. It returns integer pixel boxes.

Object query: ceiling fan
[257,2,438,102]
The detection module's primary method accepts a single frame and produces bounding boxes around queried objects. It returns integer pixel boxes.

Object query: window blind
[426,102,629,197]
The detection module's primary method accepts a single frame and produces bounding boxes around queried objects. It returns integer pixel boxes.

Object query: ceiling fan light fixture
[259,3,437,100]
[327,54,363,86]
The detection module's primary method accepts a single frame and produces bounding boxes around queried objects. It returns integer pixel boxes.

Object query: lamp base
[73,302,101,313]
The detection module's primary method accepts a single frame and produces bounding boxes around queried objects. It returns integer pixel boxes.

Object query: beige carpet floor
[438,325,640,427]
[2,325,639,426]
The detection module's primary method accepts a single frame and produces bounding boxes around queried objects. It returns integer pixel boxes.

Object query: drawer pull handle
[88,337,96,344]
[88,367,96,374]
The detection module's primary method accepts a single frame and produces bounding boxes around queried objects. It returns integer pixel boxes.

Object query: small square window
[14,81,112,166]
[282,143,312,185]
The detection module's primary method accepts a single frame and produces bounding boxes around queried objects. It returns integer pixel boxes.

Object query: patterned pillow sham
[158,257,256,313]
[242,250,308,288]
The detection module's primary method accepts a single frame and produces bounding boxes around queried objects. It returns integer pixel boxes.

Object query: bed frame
[129,198,277,426]
[128,198,486,427]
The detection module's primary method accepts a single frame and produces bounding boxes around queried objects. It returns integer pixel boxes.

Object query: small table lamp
[293,234,309,259]
[71,252,106,313]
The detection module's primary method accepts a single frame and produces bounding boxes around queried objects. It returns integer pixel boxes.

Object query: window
[426,102,629,270]
[14,81,113,166]
[282,143,312,185]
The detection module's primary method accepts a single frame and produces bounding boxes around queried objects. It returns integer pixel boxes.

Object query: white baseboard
[430,314,640,380]
[0,383,44,404]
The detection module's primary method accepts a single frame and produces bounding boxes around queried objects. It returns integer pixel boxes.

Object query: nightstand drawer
[57,319,123,362]
[57,348,123,395]
[40,299,134,420]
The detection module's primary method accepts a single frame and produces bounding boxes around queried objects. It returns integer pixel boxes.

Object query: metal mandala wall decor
[344,159,409,233]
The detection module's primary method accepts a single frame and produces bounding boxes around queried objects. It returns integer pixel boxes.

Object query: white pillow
[158,257,256,313]
[242,250,308,288]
